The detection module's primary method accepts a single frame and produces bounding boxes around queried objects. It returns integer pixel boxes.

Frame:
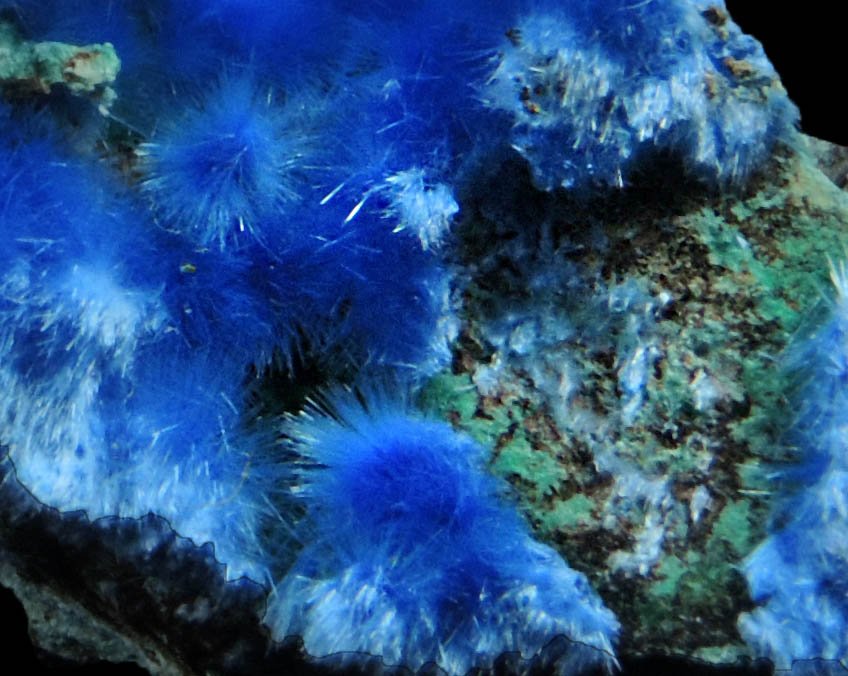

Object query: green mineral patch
[492,434,568,500]
[691,206,756,274]
[647,555,687,599]
[709,500,755,558]
[538,493,597,533]
[418,372,520,447]
[418,373,479,426]
[692,644,753,664]
[677,548,749,619]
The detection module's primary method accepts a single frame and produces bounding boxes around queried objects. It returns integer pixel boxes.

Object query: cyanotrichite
[739,264,848,667]
[267,388,620,674]
[0,0,797,672]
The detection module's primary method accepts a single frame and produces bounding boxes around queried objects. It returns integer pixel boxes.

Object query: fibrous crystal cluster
[0,1,799,673]
[739,264,848,669]
[268,389,619,674]
[483,0,797,190]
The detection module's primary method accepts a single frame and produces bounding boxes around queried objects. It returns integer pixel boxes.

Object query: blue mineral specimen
[482,0,799,189]
[140,71,313,250]
[267,388,619,674]
[0,0,801,673]
[739,263,848,668]
[0,107,280,581]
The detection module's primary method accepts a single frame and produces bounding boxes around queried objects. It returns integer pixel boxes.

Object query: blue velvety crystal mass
[482,0,798,189]
[738,265,848,668]
[269,389,619,674]
[0,1,798,673]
